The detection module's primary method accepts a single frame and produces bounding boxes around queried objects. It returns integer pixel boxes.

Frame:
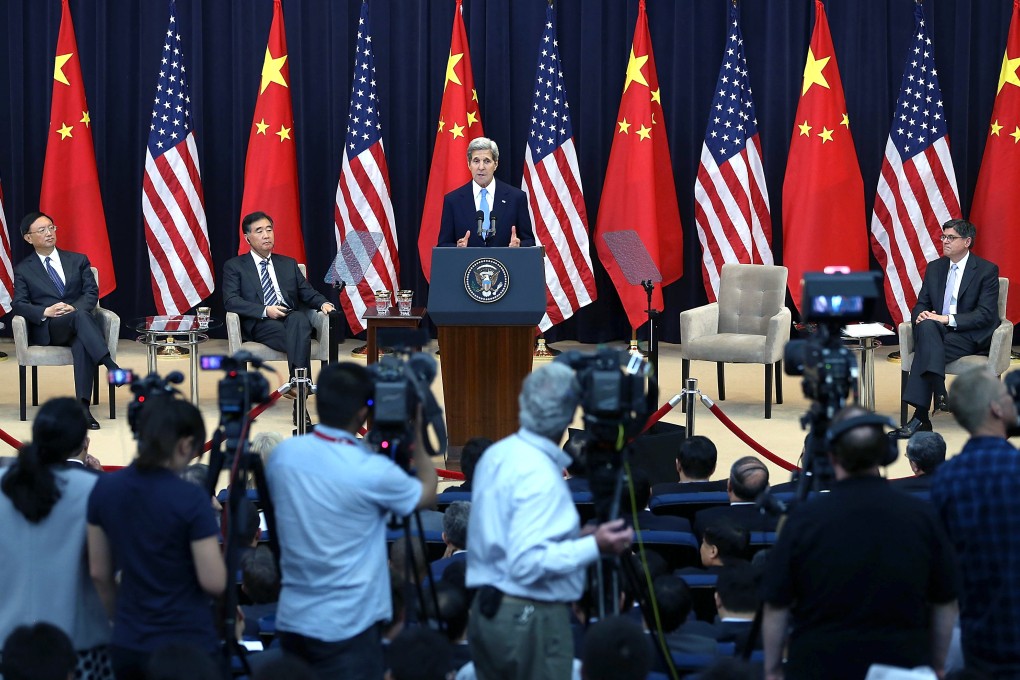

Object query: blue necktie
[260,259,278,306]
[479,187,491,237]
[941,263,958,316]
[45,257,65,297]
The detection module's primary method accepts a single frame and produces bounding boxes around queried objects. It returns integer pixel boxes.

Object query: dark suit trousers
[903,319,978,410]
[248,309,315,376]
[46,310,109,402]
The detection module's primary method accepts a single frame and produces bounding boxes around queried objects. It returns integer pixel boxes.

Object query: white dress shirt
[946,251,969,328]
[249,250,287,316]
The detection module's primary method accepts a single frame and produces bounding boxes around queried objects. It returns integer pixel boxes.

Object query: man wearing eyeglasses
[896,218,1000,437]
[12,212,120,429]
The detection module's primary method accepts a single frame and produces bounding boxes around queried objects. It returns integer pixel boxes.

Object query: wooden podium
[429,247,545,448]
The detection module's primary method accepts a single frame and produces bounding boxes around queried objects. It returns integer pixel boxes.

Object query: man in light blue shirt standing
[466,362,634,680]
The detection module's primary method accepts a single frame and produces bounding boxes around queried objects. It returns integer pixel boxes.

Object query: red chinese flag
[595,0,683,330]
[39,0,116,296]
[417,0,484,281]
[239,0,306,263]
[782,0,867,310]
[970,0,1020,321]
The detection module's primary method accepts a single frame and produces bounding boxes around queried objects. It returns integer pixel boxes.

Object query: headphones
[824,414,899,467]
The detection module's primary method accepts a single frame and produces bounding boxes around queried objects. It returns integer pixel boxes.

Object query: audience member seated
[431,500,471,582]
[890,430,946,493]
[249,431,285,471]
[693,456,777,538]
[180,462,221,512]
[1,622,77,680]
[583,615,653,680]
[651,435,728,496]
[145,642,220,680]
[0,397,112,680]
[423,580,473,673]
[385,627,454,680]
[681,520,750,574]
[240,545,281,639]
[713,562,762,651]
[450,437,493,492]
[625,466,692,533]
[650,574,718,655]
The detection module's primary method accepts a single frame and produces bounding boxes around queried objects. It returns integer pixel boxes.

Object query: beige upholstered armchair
[679,263,791,418]
[897,276,1012,424]
[225,264,331,370]
[12,266,121,421]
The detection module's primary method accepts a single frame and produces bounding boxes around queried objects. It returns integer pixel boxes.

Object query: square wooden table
[362,307,427,363]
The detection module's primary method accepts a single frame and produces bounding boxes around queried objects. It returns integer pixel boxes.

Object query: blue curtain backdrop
[0,0,1011,343]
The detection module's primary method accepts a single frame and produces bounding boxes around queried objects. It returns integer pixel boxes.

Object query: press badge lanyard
[313,430,359,447]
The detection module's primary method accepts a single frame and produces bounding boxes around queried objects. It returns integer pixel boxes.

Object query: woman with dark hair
[87,397,226,680]
[0,397,113,679]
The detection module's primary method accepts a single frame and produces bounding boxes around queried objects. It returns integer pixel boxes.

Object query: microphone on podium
[487,213,497,242]
[476,210,485,239]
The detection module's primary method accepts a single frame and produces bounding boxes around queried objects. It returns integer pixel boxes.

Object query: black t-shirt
[761,476,957,680]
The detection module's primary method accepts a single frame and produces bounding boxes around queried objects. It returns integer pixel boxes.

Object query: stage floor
[0,336,1004,486]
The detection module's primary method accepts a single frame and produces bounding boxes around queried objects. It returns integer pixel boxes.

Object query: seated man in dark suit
[12,212,120,429]
[648,575,717,656]
[430,500,470,582]
[897,218,1000,437]
[436,137,536,249]
[713,562,762,651]
[890,431,946,493]
[223,211,336,425]
[680,520,750,575]
[625,466,691,533]
[694,456,777,539]
[449,436,492,492]
[651,435,728,496]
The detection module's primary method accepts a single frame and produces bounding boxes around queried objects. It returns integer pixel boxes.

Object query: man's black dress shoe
[894,416,931,438]
[84,410,101,430]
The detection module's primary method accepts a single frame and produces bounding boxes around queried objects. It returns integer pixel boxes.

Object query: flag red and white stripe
[335,1,399,335]
[142,3,213,315]
[693,1,772,302]
[869,1,959,325]
[0,180,14,314]
[522,4,596,331]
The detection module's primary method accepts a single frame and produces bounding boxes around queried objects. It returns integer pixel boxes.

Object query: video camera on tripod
[108,368,185,437]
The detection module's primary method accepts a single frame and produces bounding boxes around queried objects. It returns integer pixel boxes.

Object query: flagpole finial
[548,0,553,7]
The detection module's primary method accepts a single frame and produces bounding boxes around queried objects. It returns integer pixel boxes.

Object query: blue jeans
[278,624,382,680]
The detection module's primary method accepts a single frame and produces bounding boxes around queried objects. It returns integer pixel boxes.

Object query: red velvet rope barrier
[0,429,22,451]
[700,395,801,472]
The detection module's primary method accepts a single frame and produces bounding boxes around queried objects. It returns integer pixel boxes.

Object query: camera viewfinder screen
[810,294,864,317]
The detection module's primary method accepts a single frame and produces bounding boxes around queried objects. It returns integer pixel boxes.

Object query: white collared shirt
[249,250,287,315]
[466,429,599,602]
[36,249,66,285]
[472,180,496,212]
[946,251,969,327]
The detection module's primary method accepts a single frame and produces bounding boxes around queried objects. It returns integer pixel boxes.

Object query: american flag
[0,180,13,314]
[870,1,960,326]
[141,2,214,316]
[693,1,772,303]
[522,3,596,331]
[335,1,399,335]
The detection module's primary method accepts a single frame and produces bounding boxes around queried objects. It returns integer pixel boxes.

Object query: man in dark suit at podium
[223,211,335,422]
[13,212,120,430]
[436,137,536,249]
[896,218,1000,437]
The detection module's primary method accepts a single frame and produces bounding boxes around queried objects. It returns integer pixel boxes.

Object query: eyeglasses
[29,225,58,236]
[939,234,965,243]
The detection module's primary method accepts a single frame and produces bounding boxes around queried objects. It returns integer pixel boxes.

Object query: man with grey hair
[430,500,471,582]
[437,136,536,249]
[891,431,946,493]
[931,367,1020,677]
[466,362,633,679]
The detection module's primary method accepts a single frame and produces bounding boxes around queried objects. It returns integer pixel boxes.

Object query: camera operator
[265,362,437,680]
[930,367,1020,676]
[761,405,958,680]
[466,362,634,680]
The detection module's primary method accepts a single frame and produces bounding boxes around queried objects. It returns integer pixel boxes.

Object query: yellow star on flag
[1011,126,1020,144]
[54,53,72,86]
[80,111,90,128]
[818,127,834,143]
[618,118,631,134]
[623,48,649,93]
[651,88,661,104]
[472,89,479,102]
[998,50,1020,95]
[991,120,1003,136]
[798,120,812,136]
[260,48,289,95]
[255,119,269,135]
[802,47,831,95]
[445,52,463,89]
[449,122,465,139]
[276,125,292,142]
[636,124,652,141]
[840,113,849,128]
[57,122,73,139]
[467,111,478,127]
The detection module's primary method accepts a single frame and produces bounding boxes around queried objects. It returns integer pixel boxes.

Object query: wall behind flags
[0,0,1011,343]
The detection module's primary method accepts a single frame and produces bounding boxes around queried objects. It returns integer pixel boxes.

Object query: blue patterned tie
[479,187,491,237]
[45,257,65,297]
[941,263,957,316]
[260,259,278,306]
